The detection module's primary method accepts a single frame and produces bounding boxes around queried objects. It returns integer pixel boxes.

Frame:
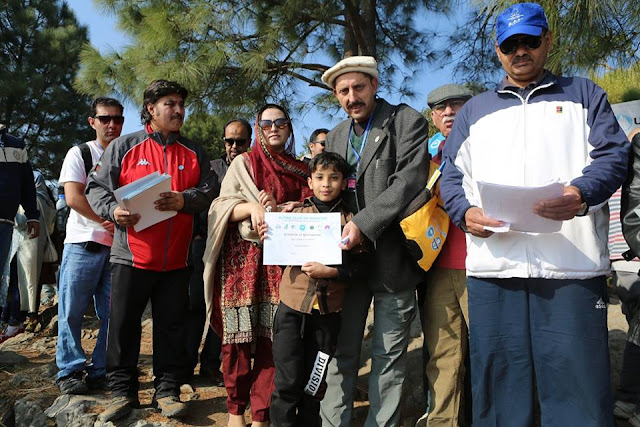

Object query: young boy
[267,152,368,427]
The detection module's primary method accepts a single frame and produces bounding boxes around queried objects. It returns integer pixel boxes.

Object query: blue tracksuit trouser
[467,276,612,427]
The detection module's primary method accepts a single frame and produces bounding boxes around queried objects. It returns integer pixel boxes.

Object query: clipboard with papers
[113,172,176,232]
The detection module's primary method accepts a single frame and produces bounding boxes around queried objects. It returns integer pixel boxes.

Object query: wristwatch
[576,200,589,217]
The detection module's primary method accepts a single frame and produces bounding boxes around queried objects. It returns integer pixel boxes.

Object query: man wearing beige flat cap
[319,55,430,426]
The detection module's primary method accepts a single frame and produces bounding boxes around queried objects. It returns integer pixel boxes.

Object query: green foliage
[76,0,452,116]
[181,113,228,160]
[0,0,94,178]
[592,64,640,104]
[450,0,640,86]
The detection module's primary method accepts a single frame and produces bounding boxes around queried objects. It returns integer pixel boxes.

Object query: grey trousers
[320,282,416,427]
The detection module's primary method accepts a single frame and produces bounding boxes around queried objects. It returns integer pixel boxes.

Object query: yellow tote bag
[400,160,449,272]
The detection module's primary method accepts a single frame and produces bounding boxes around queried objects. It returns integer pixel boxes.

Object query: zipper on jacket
[498,83,552,277]
[162,140,170,271]
[498,83,555,277]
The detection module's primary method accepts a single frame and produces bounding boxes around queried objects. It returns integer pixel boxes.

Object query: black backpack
[56,143,93,237]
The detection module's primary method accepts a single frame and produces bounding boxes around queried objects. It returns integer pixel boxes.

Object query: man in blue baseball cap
[441,2,628,426]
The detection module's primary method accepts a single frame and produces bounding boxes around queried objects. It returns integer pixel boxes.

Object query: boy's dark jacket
[279,196,368,315]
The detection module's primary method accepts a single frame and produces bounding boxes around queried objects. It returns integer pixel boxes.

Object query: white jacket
[441,72,630,279]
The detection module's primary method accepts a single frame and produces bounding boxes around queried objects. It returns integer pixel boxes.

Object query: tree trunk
[345,20,358,57]
[342,0,377,58]
[361,0,376,57]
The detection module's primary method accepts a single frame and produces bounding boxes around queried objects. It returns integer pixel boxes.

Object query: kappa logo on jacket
[136,158,151,166]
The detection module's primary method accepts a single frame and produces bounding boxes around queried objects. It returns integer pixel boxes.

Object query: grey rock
[11,373,27,386]
[91,405,156,427]
[37,362,58,379]
[141,318,153,330]
[0,350,29,367]
[14,398,49,427]
[46,395,115,427]
[179,384,194,394]
[54,403,96,427]
[45,395,109,418]
[38,304,58,330]
[45,315,58,337]
[1,402,14,427]
[131,421,176,427]
[45,394,74,417]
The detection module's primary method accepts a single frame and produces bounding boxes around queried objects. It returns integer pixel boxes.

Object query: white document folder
[113,172,176,232]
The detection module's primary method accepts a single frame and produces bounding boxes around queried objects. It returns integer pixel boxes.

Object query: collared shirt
[501,70,549,98]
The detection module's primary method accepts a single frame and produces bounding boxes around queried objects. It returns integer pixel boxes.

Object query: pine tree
[75,0,452,117]
[0,0,94,178]
[447,0,640,86]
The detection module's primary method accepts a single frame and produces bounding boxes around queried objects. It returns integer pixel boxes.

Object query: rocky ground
[0,288,632,427]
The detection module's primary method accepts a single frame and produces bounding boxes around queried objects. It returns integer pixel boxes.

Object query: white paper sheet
[263,212,342,266]
[113,172,176,232]
[477,181,564,233]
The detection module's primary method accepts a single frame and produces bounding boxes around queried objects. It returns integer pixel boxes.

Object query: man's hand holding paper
[154,191,185,211]
[476,181,565,233]
[533,185,583,220]
[464,207,504,238]
[114,206,140,228]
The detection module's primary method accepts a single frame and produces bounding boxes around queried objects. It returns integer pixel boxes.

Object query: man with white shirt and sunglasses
[56,97,123,395]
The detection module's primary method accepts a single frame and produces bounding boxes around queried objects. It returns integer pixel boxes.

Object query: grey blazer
[327,98,430,292]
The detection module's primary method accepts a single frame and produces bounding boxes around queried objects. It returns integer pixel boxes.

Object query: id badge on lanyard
[346,115,374,192]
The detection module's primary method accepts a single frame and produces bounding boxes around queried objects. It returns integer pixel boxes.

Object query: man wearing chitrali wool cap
[318,56,430,426]
[440,3,629,426]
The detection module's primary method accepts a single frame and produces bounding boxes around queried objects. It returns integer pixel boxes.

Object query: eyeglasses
[224,138,248,146]
[433,99,466,114]
[94,115,125,125]
[258,118,289,131]
[499,35,543,55]
[311,141,326,147]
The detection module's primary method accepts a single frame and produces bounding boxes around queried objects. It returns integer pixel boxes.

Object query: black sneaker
[153,395,187,418]
[98,396,138,423]
[56,371,88,395]
[86,375,107,392]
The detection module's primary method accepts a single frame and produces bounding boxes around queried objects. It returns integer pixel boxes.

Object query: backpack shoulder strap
[78,142,93,176]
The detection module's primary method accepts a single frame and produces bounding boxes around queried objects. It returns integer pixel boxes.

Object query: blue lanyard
[347,114,374,167]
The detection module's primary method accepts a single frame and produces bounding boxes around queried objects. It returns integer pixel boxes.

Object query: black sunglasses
[224,137,248,146]
[258,118,289,130]
[499,35,543,55]
[311,141,326,147]
[94,115,125,125]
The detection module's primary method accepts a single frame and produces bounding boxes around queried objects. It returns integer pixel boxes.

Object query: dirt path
[0,290,632,426]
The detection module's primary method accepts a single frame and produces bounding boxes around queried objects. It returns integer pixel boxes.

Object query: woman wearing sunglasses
[204,104,311,427]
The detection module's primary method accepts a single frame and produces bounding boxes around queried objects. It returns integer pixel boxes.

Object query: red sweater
[434,139,466,270]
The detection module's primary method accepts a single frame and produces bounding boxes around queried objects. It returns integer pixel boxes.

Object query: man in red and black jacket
[86,80,214,422]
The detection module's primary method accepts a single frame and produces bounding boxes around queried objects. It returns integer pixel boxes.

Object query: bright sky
[66,0,462,153]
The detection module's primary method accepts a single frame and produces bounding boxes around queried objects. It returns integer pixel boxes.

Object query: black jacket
[622,133,640,258]
[0,129,38,223]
